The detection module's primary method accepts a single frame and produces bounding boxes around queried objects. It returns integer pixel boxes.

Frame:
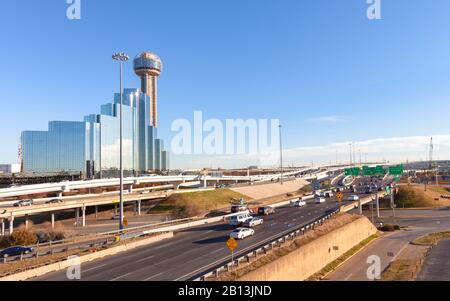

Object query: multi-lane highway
[34,198,342,281]
[24,174,392,281]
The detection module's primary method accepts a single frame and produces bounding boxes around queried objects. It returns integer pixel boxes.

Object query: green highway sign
[345,167,361,176]
[375,165,385,175]
[362,166,376,176]
[389,165,404,175]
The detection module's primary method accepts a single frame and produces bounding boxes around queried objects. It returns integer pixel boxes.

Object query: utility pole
[359,149,362,166]
[279,124,283,185]
[349,143,353,166]
[112,52,129,232]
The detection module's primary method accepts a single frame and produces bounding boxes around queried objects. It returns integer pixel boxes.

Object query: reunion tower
[133,51,163,128]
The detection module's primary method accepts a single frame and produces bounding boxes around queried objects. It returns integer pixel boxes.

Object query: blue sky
[1,0,450,168]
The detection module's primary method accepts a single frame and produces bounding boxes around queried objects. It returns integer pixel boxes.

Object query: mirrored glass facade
[21,89,169,177]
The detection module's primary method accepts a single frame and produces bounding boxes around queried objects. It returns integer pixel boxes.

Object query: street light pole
[279,124,283,185]
[112,52,129,232]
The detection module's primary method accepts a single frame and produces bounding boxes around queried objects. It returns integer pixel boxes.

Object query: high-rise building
[21,52,169,177]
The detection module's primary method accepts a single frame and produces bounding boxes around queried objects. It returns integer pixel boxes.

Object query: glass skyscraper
[21,88,169,177]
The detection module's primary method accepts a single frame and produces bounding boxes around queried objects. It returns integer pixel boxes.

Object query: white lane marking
[110,272,132,281]
[175,215,322,281]
[143,272,164,281]
[83,263,107,273]
[136,255,156,263]
[344,273,353,280]
[208,248,225,255]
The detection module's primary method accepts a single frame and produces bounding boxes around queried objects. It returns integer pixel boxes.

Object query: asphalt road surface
[417,238,450,281]
[326,208,450,281]
[34,199,340,281]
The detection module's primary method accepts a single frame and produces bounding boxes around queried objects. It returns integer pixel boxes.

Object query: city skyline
[1,1,450,169]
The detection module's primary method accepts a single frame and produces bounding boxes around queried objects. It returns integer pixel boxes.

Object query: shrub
[3,229,38,247]
[378,224,398,232]
[36,221,70,243]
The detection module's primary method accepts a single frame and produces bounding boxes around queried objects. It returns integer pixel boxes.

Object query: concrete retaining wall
[0,232,173,281]
[238,216,377,281]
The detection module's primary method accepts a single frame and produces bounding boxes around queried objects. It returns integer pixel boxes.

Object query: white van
[228,212,253,226]
[315,197,326,204]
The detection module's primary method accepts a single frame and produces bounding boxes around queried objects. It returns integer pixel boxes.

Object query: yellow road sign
[123,218,128,227]
[226,237,238,251]
[336,191,343,202]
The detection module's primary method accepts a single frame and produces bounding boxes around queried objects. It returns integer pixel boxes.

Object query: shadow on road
[193,235,229,245]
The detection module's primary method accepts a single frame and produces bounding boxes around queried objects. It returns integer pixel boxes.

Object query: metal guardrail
[192,208,340,281]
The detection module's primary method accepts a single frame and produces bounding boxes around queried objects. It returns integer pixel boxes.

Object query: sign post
[226,237,238,269]
[336,191,343,204]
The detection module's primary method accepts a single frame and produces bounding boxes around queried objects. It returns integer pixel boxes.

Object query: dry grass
[396,184,450,208]
[381,231,450,281]
[214,213,361,281]
[411,231,450,246]
[381,245,430,281]
[150,189,251,218]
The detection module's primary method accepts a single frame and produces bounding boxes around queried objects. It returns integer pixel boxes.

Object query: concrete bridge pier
[24,214,29,230]
[75,208,80,226]
[137,200,141,216]
[1,219,4,236]
[9,217,14,235]
[376,194,380,218]
[51,213,55,229]
[81,206,86,227]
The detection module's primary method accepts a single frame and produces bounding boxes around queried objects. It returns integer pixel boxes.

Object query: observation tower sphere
[133,51,162,128]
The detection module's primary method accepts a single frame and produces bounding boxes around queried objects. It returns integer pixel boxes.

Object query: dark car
[258,206,275,216]
[13,199,33,207]
[45,199,63,204]
[0,246,34,258]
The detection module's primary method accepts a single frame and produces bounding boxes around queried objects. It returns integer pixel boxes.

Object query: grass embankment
[412,231,450,246]
[381,231,450,281]
[395,185,450,208]
[150,189,251,218]
[308,233,379,280]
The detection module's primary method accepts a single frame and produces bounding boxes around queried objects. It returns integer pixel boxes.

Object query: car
[230,227,255,240]
[243,217,264,227]
[13,199,33,207]
[258,206,275,215]
[140,190,150,194]
[294,199,307,207]
[111,213,126,220]
[315,197,326,204]
[45,199,63,204]
[324,191,333,198]
[231,204,248,213]
[228,212,252,226]
[346,195,359,201]
[0,246,34,258]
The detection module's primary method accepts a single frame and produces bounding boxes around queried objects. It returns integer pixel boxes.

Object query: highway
[34,198,342,281]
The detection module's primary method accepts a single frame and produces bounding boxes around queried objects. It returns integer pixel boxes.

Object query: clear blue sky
[1,0,450,167]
